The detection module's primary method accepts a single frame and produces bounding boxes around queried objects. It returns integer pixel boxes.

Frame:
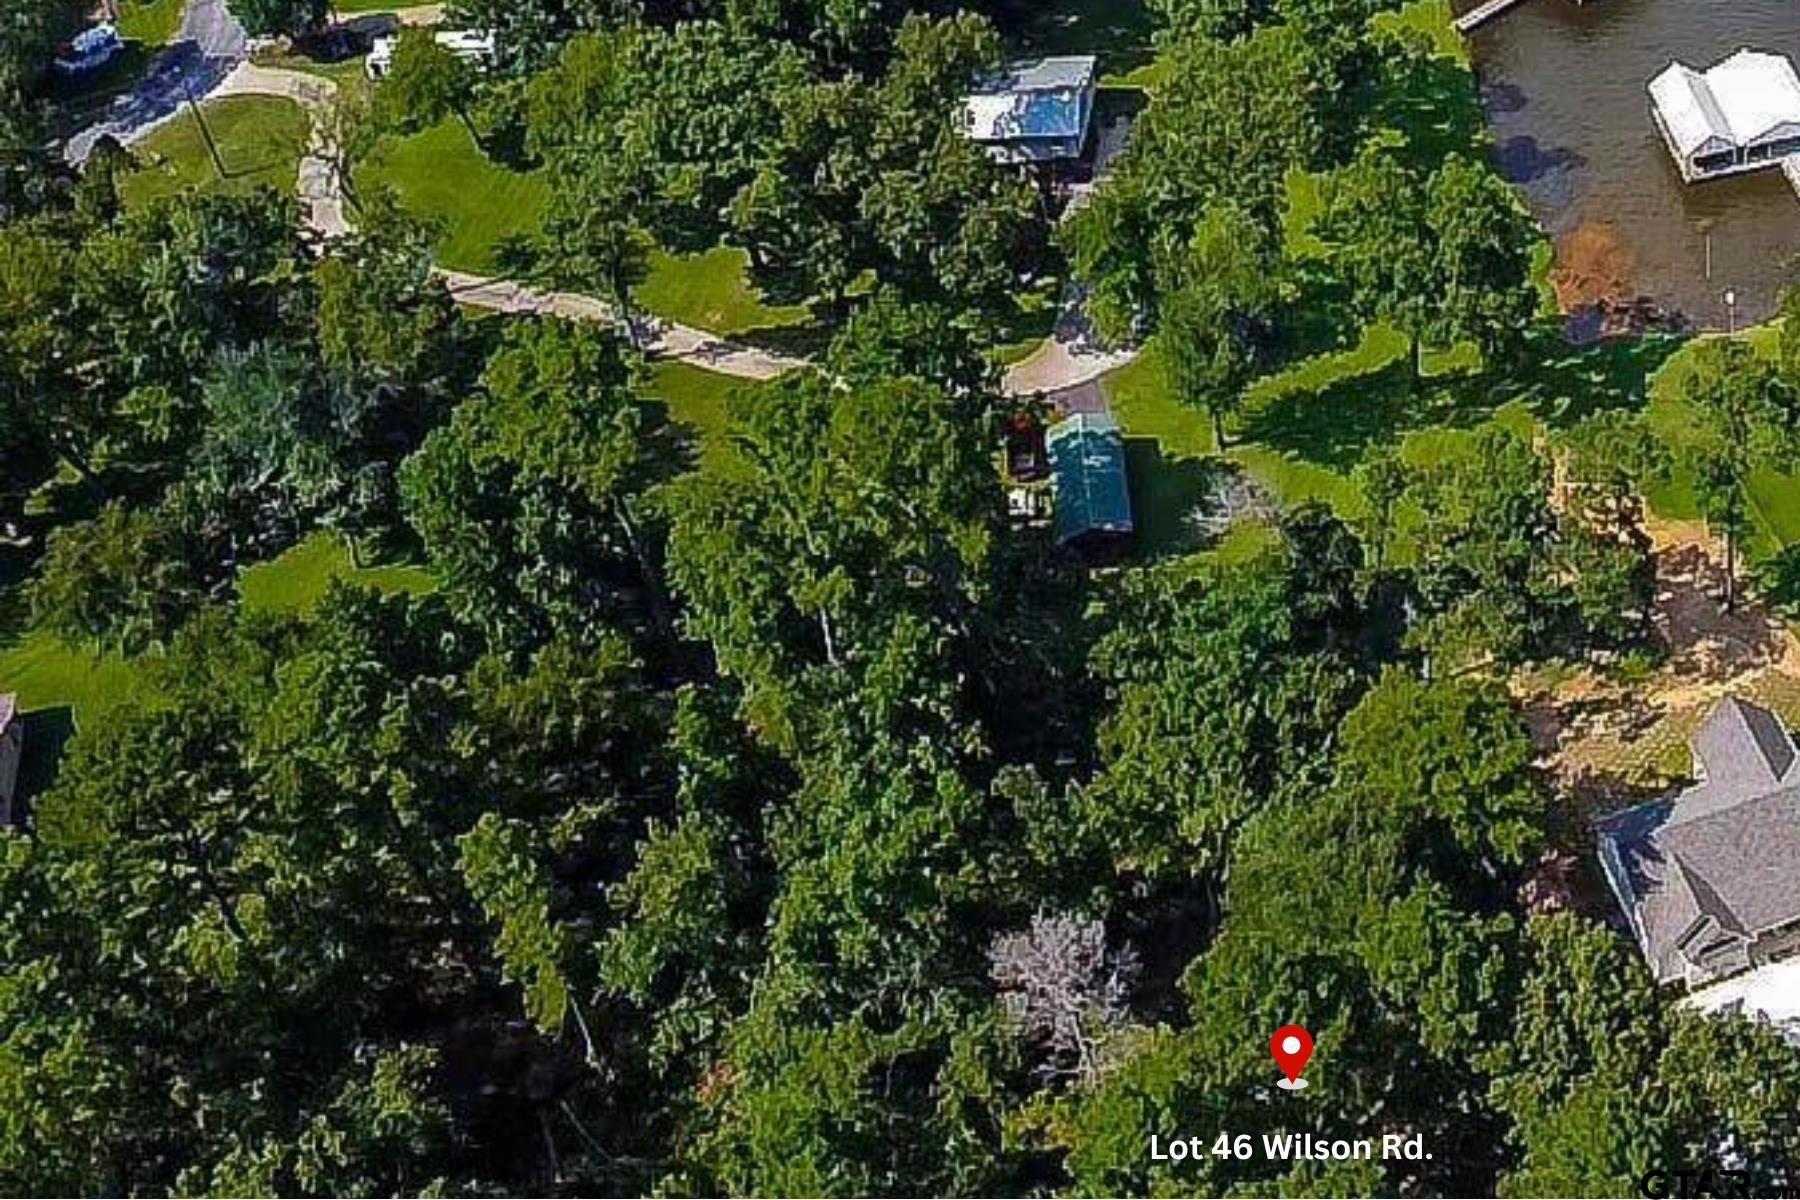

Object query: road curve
[209,60,1141,394]
[66,0,249,164]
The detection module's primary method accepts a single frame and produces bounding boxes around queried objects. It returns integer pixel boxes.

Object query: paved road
[65,0,248,164]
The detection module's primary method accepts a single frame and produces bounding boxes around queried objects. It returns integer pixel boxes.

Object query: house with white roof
[367,30,497,80]
[1649,49,1800,182]
[961,56,1098,166]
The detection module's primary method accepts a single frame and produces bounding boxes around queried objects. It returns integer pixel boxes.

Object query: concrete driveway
[65,0,249,164]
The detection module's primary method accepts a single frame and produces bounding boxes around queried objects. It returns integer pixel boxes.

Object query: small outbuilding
[961,56,1098,165]
[1046,411,1132,552]
[0,694,20,827]
[1649,49,1800,182]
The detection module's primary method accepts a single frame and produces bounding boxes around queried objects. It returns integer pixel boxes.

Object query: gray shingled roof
[1597,697,1800,984]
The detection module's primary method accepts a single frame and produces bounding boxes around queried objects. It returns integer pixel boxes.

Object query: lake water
[1464,0,1800,327]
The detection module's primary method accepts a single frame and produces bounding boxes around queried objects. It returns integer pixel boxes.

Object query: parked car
[53,23,123,77]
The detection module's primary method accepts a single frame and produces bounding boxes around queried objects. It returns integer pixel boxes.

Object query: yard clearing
[118,95,309,207]
[1521,512,1800,852]
[0,630,146,727]
[237,531,436,616]
[358,118,550,273]
[117,0,185,47]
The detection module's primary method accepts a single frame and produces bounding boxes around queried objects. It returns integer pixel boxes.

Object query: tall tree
[663,367,998,752]
[399,318,664,649]
[376,26,480,145]
[1157,201,1279,449]
[1320,146,1437,386]
[1676,339,1800,609]
[224,0,326,37]
[1391,425,1653,668]
[1424,154,1540,367]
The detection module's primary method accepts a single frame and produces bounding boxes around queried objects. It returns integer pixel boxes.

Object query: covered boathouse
[1649,49,1800,183]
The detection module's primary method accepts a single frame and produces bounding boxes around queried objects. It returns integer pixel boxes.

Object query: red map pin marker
[1270,1024,1313,1091]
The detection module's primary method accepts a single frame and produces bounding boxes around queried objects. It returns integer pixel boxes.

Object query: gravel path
[207,59,1140,393]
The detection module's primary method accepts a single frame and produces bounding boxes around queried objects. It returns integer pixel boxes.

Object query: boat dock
[1453,0,1536,35]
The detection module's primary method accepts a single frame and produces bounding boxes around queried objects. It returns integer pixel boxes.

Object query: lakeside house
[0,695,20,826]
[1046,410,1132,553]
[367,30,497,80]
[1649,49,1800,183]
[961,56,1098,166]
[1596,697,1800,990]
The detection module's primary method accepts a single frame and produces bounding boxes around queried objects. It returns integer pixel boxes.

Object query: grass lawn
[359,118,549,274]
[237,531,436,617]
[1642,326,1800,562]
[117,0,184,47]
[1102,308,1800,570]
[0,630,146,725]
[637,246,809,336]
[640,360,769,477]
[360,122,820,337]
[1102,322,1533,559]
[1007,0,1156,86]
[0,630,145,803]
[119,96,309,208]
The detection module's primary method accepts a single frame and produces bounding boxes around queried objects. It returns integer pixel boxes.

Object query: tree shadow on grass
[1123,438,1232,560]
[1242,318,1691,477]
[218,154,302,182]
[13,707,74,822]
[1239,354,1420,472]
[733,319,836,362]
[1496,327,1689,428]
[636,396,711,479]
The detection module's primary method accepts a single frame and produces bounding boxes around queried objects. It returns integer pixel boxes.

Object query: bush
[27,503,202,653]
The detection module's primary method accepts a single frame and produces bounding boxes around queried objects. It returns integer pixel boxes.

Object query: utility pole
[183,77,226,180]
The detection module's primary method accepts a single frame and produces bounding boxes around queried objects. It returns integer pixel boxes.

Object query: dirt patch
[1552,220,1635,311]
[1524,515,1800,832]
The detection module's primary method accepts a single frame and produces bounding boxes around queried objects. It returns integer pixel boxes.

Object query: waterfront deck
[1454,0,1536,34]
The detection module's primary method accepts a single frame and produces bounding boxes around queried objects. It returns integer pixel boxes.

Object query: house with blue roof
[1047,410,1132,553]
[962,56,1099,165]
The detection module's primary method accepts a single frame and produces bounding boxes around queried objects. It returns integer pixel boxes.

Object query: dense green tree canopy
[5,0,1799,1193]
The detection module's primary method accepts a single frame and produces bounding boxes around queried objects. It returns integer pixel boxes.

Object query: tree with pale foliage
[990,911,1139,1081]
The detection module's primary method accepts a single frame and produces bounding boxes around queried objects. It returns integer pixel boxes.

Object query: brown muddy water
[1464,0,1800,327]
